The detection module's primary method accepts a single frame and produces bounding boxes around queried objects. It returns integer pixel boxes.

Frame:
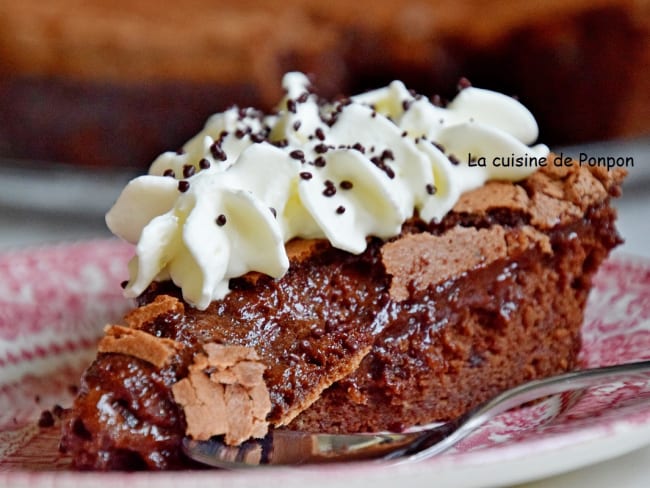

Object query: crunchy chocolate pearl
[323,180,336,197]
[183,165,196,178]
[340,180,354,190]
[314,156,327,168]
[210,142,227,161]
[290,150,305,161]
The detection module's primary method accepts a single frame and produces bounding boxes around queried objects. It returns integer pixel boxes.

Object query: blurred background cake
[0,0,648,168]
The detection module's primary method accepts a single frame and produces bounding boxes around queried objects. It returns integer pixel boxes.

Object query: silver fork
[183,360,650,468]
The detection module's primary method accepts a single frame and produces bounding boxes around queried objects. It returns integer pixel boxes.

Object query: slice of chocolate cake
[59,73,625,470]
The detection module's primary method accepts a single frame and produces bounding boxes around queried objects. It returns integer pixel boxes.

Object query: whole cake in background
[0,0,648,168]
[59,72,626,470]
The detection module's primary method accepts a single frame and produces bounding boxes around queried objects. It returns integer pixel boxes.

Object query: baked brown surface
[59,163,625,470]
[1,0,648,167]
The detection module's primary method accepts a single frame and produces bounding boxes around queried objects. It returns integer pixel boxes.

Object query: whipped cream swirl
[107,72,549,309]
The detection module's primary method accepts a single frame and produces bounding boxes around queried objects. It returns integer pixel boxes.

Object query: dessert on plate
[60,72,625,470]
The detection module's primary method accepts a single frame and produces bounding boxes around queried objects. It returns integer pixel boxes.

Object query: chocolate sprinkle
[290,150,305,161]
[315,143,329,154]
[199,158,211,170]
[340,180,354,190]
[314,156,327,167]
[432,142,446,153]
[183,165,196,178]
[336,205,346,214]
[292,120,302,131]
[163,169,175,178]
[269,207,277,217]
[178,180,190,192]
[210,142,227,161]
[287,99,297,113]
[426,183,437,195]
[216,214,227,226]
[323,180,336,197]
[299,171,313,180]
[448,154,461,165]
[315,128,325,141]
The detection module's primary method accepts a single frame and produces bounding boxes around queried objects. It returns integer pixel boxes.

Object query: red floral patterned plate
[0,240,648,488]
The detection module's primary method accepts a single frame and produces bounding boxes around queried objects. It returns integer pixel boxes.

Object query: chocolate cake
[59,73,625,470]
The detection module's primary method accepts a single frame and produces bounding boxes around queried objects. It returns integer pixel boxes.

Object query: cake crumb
[98,324,182,368]
[564,167,608,208]
[37,410,55,428]
[124,295,184,329]
[506,226,553,255]
[452,181,530,214]
[172,343,271,446]
[529,192,582,228]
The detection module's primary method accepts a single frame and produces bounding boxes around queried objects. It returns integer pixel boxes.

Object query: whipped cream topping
[107,72,549,309]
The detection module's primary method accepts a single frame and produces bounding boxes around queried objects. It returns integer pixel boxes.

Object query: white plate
[0,240,649,487]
